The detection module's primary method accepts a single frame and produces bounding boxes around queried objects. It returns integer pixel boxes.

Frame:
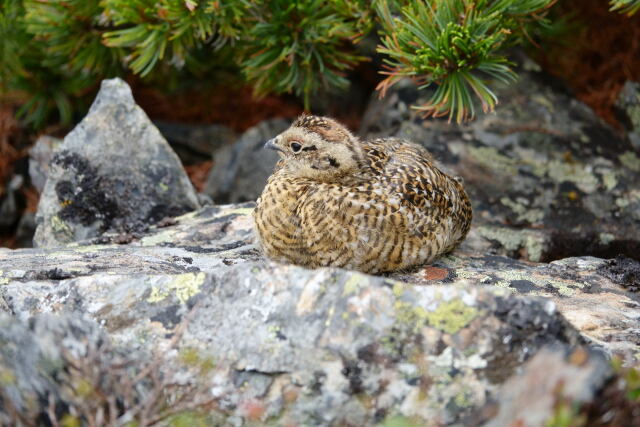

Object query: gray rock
[483,346,611,427]
[0,313,108,421]
[0,175,23,230]
[33,78,200,248]
[28,135,62,193]
[204,119,289,203]
[2,204,640,425]
[616,80,640,150]
[360,65,640,263]
[155,121,237,157]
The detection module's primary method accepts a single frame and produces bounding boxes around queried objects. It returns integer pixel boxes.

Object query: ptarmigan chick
[253,114,472,274]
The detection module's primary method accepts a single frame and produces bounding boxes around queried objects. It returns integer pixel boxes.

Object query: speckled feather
[253,115,472,273]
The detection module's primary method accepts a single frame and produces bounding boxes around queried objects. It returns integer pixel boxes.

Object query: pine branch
[241,0,366,108]
[375,0,555,123]
[610,0,640,16]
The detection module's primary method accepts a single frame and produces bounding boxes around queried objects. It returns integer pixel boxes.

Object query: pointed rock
[34,78,200,247]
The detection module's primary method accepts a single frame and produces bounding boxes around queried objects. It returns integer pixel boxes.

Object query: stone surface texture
[28,135,62,193]
[33,78,200,248]
[358,65,640,263]
[204,119,289,203]
[2,204,639,425]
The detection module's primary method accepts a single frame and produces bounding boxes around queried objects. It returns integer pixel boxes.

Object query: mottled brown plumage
[253,114,472,273]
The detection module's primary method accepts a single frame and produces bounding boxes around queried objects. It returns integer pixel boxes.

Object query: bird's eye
[290,142,302,153]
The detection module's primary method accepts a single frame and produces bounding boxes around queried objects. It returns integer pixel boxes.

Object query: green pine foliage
[610,0,640,15]
[0,0,637,128]
[241,0,365,107]
[376,0,555,122]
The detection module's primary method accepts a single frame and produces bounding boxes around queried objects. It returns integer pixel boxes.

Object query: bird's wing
[368,139,457,234]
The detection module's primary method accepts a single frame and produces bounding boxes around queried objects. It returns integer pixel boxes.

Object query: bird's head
[265,114,364,181]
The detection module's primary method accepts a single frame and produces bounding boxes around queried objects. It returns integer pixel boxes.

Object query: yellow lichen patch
[392,281,406,298]
[179,347,216,375]
[0,367,15,385]
[343,273,367,296]
[394,300,429,330]
[424,299,478,335]
[51,214,73,237]
[168,411,214,427]
[225,207,254,216]
[382,414,425,427]
[147,272,206,304]
[61,414,81,427]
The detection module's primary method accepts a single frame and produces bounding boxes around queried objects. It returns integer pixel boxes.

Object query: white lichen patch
[599,170,618,191]
[467,146,518,176]
[477,226,546,262]
[296,273,329,315]
[599,233,615,245]
[531,160,599,193]
[619,151,640,172]
[494,270,587,297]
[140,229,177,246]
[500,197,545,224]
[147,272,206,304]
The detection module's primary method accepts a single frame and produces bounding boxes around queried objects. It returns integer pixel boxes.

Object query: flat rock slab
[4,204,639,363]
[1,204,638,424]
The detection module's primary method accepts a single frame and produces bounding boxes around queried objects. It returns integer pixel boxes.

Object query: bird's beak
[264,138,283,152]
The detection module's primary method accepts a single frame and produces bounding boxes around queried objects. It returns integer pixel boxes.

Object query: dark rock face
[0,175,23,231]
[204,119,289,203]
[616,80,640,150]
[359,64,640,263]
[2,205,640,425]
[597,255,640,292]
[33,78,200,247]
[155,121,237,164]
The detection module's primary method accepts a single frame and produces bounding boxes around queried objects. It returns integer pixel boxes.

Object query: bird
[253,114,472,274]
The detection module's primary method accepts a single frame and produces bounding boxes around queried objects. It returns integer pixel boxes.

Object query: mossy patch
[179,347,216,375]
